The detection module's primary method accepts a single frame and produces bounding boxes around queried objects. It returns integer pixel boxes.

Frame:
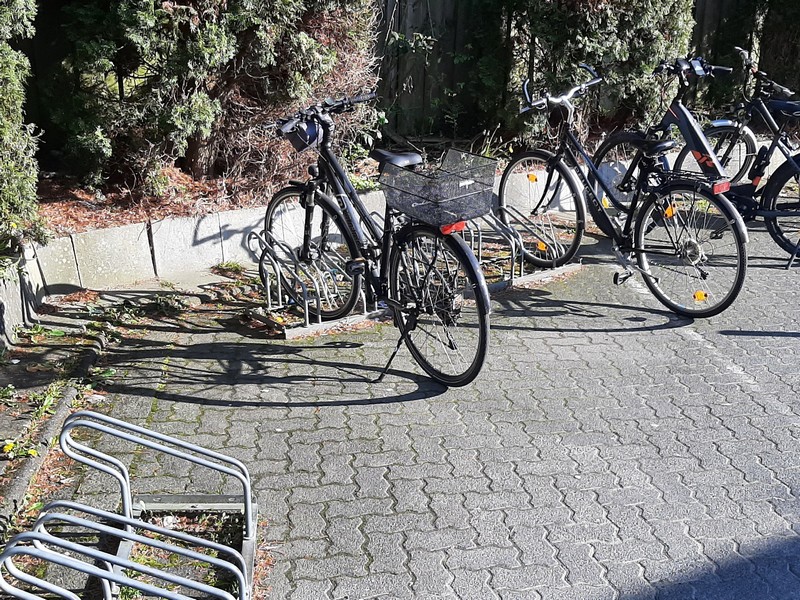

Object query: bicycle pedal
[613,271,633,286]
[345,258,367,276]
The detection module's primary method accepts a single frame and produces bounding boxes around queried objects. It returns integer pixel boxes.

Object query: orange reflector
[440,221,467,235]
[527,173,538,182]
[665,204,676,219]
[536,241,548,252]
[712,180,730,195]
[693,290,708,302]
[752,176,762,187]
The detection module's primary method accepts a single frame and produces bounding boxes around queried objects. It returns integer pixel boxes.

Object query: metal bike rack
[0,410,258,599]
[248,229,370,328]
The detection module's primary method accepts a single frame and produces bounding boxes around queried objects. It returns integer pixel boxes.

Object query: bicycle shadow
[490,285,691,334]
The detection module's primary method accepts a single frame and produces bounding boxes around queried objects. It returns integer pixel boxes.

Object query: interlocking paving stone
[62,228,800,598]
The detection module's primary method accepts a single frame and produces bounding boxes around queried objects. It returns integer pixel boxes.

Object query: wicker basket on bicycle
[378,149,497,227]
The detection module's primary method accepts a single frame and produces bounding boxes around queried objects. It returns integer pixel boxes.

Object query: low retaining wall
[6,191,387,343]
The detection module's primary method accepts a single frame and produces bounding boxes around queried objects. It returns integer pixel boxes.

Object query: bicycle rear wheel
[264,186,361,321]
[589,131,649,238]
[497,149,585,267]
[672,124,756,184]
[634,184,747,318]
[389,225,490,387]
[762,156,800,255]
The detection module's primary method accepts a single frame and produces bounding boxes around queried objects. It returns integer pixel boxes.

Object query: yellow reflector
[527,173,538,182]
[693,290,708,302]
[601,196,610,208]
[537,241,548,252]
[665,204,676,219]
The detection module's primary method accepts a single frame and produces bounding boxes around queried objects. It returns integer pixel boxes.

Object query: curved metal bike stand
[0,410,258,599]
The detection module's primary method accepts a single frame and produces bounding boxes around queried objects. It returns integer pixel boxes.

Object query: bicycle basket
[284,120,321,152]
[378,149,497,227]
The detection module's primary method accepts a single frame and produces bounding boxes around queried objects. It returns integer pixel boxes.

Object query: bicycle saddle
[629,138,678,157]
[767,100,800,119]
[369,148,424,169]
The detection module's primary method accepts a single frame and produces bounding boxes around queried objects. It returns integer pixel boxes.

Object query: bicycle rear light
[440,221,467,235]
[711,180,731,194]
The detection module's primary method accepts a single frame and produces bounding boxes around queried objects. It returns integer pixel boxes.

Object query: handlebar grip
[710,65,733,76]
[349,92,377,104]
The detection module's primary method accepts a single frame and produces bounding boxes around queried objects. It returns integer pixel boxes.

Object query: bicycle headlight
[286,120,320,152]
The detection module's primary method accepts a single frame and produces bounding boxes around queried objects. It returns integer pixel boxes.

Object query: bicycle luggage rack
[0,410,257,599]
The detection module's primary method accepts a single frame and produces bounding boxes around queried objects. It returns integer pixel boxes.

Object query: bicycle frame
[559,127,643,246]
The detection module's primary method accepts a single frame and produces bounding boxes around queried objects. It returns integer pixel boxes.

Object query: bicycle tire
[634,183,747,318]
[762,154,800,255]
[497,149,586,268]
[672,124,757,184]
[389,225,490,387]
[263,186,362,321]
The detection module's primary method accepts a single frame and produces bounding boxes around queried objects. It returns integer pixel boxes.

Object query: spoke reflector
[536,241,548,252]
[665,204,676,219]
[694,290,708,302]
[527,173,538,182]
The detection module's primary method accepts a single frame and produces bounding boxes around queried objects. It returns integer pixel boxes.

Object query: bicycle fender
[395,223,492,317]
[659,181,749,243]
[708,119,737,129]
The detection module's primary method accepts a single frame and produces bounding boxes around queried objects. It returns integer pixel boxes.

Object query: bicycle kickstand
[786,238,800,270]
[374,335,405,383]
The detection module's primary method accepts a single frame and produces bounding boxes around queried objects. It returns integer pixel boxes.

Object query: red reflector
[440,221,467,235]
[712,180,730,195]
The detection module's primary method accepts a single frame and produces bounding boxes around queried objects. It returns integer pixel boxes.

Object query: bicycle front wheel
[672,124,757,184]
[389,225,490,387]
[634,184,747,318]
[498,149,585,268]
[264,186,361,321]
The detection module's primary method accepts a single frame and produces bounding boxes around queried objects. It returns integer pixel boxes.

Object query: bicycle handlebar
[276,92,377,136]
[653,57,731,80]
[520,64,603,114]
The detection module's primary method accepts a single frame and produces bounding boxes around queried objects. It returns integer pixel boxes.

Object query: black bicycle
[593,54,800,255]
[501,65,749,318]
[672,47,800,255]
[263,95,491,386]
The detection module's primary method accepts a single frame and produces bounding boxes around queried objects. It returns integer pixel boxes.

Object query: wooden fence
[379,0,775,137]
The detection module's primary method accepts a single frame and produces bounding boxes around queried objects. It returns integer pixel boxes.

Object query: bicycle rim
[635,187,746,318]
[764,168,800,255]
[498,151,584,268]
[390,228,489,387]
[674,126,755,184]
[264,187,361,320]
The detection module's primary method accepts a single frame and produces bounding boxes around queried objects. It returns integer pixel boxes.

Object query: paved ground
[46,223,800,598]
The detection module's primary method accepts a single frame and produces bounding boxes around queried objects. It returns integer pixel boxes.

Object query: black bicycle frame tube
[658,99,727,177]
[562,129,636,241]
[318,146,384,247]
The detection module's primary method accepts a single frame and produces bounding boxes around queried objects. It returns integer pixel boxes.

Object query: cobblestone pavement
[69,224,800,599]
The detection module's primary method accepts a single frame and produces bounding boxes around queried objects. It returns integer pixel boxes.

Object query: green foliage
[43,0,379,189]
[0,0,42,264]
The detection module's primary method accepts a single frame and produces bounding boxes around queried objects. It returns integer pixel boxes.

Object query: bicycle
[593,54,800,255]
[501,64,749,318]
[672,47,800,255]
[262,94,492,387]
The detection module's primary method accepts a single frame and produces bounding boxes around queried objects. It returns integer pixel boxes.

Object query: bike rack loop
[60,411,255,541]
[1,530,239,600]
